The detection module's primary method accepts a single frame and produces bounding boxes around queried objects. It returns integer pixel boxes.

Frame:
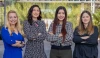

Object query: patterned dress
[23,20,47,58]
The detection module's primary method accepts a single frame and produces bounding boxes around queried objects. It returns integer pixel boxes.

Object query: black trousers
[50,49,72,58]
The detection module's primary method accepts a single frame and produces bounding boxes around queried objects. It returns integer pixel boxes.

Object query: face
[57,9,65,21]
[32,7,40,18]
[8,13,18,25]
[82,13,90,24]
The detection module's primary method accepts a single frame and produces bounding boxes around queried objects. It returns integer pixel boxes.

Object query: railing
[17,0,100,3]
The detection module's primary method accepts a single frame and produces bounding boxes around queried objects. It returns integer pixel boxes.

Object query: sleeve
[23,21,38,40]
[21,35,25,42]
[65,22,73,42]
[73,27,86,43]
[21,36,25,48]
[85,26,99,44]
[47,23,59,42]
[1,27,16,45]
[35,21,47,40]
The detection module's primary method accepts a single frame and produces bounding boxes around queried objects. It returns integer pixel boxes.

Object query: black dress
[73,26,99,58]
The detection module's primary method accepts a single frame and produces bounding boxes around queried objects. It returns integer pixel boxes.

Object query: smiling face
[82,13,90,24]
[57,9,65,21]
[32,7,40,19]
[8,13,18,26]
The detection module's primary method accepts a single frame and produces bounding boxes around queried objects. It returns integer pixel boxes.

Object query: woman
[23,5,47,58]
[47,6,73,58]
[73,10,99,58]
[1,10,25,58]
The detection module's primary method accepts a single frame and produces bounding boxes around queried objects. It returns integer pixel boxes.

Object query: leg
[50,49,58,58]
[60,49,72,58]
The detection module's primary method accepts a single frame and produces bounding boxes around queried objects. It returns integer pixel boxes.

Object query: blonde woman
[1,10,25,58]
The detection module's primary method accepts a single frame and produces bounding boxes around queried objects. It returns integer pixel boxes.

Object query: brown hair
[78,10,94,35]
[53,6,67,42]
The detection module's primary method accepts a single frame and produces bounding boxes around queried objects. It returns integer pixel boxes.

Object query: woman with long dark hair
[73,10,99,58]
[23,5,47,58]
[47,6,73,58]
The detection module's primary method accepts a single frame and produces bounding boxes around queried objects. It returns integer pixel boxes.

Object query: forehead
[58,9,64,11]
[33,7,39,10]
[9,13,16,16]
[82,13,90,16]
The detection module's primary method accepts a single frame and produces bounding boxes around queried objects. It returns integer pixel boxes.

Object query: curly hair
[27,5,42,25]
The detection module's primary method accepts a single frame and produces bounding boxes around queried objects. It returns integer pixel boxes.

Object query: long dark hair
[78,10,94,35]
[27,5,42,25]
[53,6,67,42]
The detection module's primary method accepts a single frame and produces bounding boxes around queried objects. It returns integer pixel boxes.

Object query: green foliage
[93,9,100,38]
[1,2,96,29]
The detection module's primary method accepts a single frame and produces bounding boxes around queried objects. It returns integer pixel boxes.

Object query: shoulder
[23,20,30,25]
[23,20,28,23]
[93,26,98,31]
[39,20,45,23]
[1,26,8,31]
[74,26,78,31]
[1,26,8,34]
[94,26,98,29]
[66,21,73,27]
[66,21,72,25]
[38,20,45,26]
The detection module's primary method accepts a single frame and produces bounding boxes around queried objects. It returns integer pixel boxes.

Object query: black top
[73,26,99,58]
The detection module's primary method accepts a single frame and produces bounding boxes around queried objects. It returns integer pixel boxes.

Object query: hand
[49,32,54,35]
[81,36,89,40]
[22,41,25,45]
[16,40,21,44]
[12,41,24,47]
[38,33,41,36]
[58,33,63,37]
[12,42,21,47]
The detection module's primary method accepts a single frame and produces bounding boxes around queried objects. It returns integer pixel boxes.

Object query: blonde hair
[6,10,24,36]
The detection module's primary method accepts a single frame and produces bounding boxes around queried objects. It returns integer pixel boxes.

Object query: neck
[11,24,15,28]
[32,17,37,21]
[59,21,63,25]
[84,23,88,28]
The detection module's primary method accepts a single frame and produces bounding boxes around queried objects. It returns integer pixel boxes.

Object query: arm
[73,28,86,43]
[47,23,59,42]
[12,35,25,48]
[23,21,38,40]
[1,27,16,45]
[35,21,47,41]
[85,26,99,44]
[64,22,73,42]
[1,27,25,47]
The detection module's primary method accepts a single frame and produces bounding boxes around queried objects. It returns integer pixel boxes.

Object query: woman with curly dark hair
[23,5,47,58]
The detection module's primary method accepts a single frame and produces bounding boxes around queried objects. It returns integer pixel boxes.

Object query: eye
[82,16,85,18]
[37,9,40,12]
[58,12,61,14]
[86,16,89,18]
[62,12,65,14]
[14,16,17,18]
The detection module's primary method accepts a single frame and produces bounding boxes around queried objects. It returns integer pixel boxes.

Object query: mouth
[11,21,16,23]
[59,17,64,19]
[34,14,39,16]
